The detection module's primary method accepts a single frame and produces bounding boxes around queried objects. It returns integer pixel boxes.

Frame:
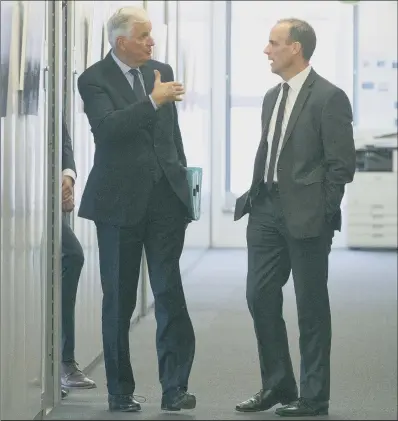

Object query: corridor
[46,249,397,420]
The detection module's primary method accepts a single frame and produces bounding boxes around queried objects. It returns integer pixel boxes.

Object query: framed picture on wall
[0,1,14,118]
[18,0,46,116]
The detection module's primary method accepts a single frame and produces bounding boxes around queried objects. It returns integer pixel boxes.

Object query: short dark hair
[278,18,317,61]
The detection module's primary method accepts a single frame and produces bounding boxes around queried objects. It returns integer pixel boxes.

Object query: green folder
[186,167,202,221]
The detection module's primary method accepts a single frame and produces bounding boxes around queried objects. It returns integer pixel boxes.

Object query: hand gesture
[151,70,185,106]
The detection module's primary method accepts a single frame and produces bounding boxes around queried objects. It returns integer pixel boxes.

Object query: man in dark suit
[77,6,196,413]
[234,18,356,417]
[61,117,96,398]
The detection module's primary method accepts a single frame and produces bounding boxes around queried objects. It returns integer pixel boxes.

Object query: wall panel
[0,1,48,419]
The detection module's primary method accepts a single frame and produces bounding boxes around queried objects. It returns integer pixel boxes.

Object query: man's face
[264,23,300,76]
[117,20,154,66]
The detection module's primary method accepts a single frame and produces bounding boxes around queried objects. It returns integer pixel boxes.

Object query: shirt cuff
[149,94,158,110]
[62,169,76,183]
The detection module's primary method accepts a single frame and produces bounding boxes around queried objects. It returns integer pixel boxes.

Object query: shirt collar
[285,65,312,93]
[111,50,140,75]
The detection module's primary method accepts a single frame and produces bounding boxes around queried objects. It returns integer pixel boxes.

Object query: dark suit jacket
[76,52,191,226]
[234,69,356,239]
[62,116,76,173]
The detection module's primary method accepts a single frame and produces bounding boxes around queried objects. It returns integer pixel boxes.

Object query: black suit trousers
[62,215,85,362]
[95,176,195,397]
[246,184,333,402]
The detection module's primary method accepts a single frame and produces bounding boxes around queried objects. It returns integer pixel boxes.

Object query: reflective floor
[46,249,398,420]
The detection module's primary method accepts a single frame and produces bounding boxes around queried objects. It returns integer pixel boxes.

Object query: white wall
[177,1,212,270]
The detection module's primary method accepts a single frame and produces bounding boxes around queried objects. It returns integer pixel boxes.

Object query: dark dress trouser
[246,184,333,402]
[95,176,195,397]
[62,215,85,363]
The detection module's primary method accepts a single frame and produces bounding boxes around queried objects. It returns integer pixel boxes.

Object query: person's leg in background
[61,215,96,392]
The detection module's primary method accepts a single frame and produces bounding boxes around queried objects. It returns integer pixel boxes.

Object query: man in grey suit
[234,18,356,417]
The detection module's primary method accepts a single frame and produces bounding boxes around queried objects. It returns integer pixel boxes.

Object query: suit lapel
[139,62,155,97]
[280,69,317,151]
[251,86,280,187]
[259,86,280,146]
[103,52,137,104]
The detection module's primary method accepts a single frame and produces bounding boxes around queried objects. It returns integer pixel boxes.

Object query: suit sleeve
[62,117,76,173]
[77,74,157,145]
[167,65,187,167]
[321,88,356,217]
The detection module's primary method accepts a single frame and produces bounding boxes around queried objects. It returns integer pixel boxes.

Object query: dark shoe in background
[236,389,298,412]
[275,398,329,417]
[108,394,142,412]
[161,390,196,411]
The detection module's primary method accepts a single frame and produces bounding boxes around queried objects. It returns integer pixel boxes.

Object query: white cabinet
[346,171,397,249]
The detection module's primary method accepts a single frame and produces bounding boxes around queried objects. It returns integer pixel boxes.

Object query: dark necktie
[129,68,146,100]
[266,82,290,190]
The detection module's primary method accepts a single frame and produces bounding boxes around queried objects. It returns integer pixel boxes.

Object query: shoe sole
[109,407,142,413]
[61,383,97,389]
[235,399,289,413]
[162,398,196,411]
[235,406,272,413]
[275,409,329,417]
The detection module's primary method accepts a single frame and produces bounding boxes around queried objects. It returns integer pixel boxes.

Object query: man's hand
[62,175,74,212]
[151,70,185,107]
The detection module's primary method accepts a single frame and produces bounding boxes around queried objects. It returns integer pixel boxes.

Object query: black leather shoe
[108,394,142,412]
[236,389,298,412]
[161,390,196,411]
[275,398,329,417]
[61,388,69,399]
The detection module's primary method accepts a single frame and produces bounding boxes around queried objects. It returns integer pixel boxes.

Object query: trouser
[62,215,84,362]
[96,176,195,396]
[246,184,333,402]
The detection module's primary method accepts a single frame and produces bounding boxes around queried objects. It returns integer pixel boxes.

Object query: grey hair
[107,6,149,49]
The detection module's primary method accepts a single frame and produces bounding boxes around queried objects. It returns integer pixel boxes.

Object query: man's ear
[291,41,302,56]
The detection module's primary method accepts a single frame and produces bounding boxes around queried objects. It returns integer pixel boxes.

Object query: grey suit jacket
[234,69,356,239]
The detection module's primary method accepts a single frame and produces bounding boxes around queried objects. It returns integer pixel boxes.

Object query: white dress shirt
[265,65,312,182]
[111,50,157,110]
[62,168,76,182]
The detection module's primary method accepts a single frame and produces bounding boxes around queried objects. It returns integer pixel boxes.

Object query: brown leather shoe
[236,389,297,412]
[61,361,96,389]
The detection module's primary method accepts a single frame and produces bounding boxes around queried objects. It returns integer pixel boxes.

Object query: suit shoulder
[262,84,280,103]
[315,74,348,101]
[146,60,173,78]
[147,59,171,71]
[78,60,105,86]
[267,83,281,96]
